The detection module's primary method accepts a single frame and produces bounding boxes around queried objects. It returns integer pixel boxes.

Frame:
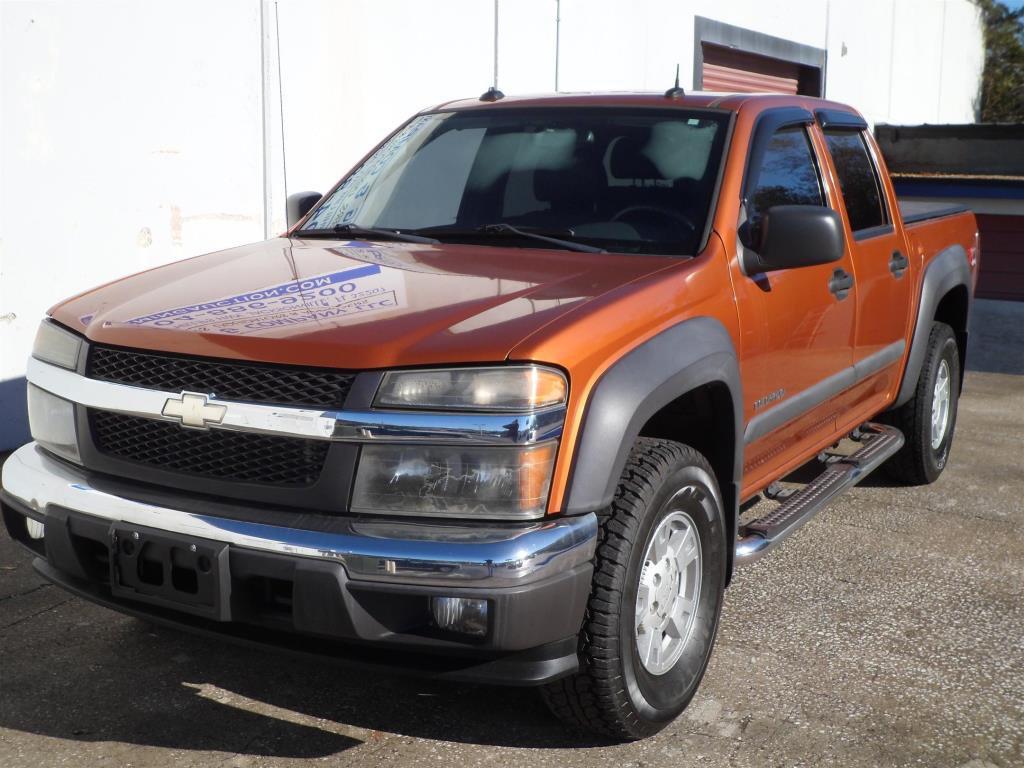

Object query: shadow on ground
[0,598,609,758]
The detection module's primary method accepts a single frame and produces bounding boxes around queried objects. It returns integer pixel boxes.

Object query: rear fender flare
[895,244,971,407]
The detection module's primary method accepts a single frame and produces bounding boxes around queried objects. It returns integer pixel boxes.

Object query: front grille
[89,410,329,487]
[88,346,354,409]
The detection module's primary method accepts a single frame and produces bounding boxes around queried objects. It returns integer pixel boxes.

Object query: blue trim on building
[893,179,1024,200]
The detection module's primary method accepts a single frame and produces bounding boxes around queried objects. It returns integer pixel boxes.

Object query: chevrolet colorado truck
[1,91,978,739]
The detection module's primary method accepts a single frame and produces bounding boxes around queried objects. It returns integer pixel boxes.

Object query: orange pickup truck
[2,90,978,739]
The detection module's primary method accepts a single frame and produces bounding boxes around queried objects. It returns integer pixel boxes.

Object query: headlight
[32,320,82,370]
[27,384,81,463]
[351,441,557,520]
[375,366,567,411]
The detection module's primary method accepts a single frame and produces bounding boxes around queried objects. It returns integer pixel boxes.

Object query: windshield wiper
[292,223,439,244]
[478,223,606,253]
[413,223,605,253]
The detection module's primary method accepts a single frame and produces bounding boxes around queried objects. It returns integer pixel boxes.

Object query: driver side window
[748,126,825,222]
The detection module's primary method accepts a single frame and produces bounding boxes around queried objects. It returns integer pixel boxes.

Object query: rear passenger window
[823,130,888,233]
[748,126,824,221]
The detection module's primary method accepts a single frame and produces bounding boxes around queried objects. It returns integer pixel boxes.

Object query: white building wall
[0,0,985,447]
[274,0,494,208]
[0,0,266,445]
[930,0,986,123]
[889,0,965,125]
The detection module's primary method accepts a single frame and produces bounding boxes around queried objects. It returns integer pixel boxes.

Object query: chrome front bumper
[1,443,597,589]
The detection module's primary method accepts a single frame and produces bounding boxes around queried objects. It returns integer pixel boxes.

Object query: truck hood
[51,237,673,369]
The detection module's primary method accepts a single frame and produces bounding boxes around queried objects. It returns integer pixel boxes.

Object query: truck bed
[898,199,970,226]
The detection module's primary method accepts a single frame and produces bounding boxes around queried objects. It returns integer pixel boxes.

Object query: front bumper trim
[33,557,582,686]
[1,443,597,588]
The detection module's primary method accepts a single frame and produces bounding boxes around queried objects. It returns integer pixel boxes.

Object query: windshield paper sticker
[117,263,406,335]
[304,115,435,229]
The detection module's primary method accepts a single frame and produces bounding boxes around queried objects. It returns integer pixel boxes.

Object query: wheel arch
[562,316,743,578]
[934,283,970,387]
[636,380,739,579]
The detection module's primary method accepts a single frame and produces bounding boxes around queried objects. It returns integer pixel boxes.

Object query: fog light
[25,518,45,540]
[431,596,488,637]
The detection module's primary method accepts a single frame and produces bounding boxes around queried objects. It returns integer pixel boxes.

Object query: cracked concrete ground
[1,300,1022,767]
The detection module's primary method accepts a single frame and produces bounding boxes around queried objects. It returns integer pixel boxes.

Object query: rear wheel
[884,321,961,484]
[541,438,727,740]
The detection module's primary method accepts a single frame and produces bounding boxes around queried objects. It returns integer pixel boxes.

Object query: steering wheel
[612,204,697,232]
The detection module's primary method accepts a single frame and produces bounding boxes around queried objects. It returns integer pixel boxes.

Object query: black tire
[541,438,727,740]
[884,321,960,485]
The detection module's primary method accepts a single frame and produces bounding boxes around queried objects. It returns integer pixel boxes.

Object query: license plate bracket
[109,523,230,621]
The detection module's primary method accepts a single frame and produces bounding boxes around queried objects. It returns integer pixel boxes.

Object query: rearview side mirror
[742,205,845,273]
[287,191,322,228]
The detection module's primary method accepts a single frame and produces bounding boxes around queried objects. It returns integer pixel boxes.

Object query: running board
[735,422,904,565]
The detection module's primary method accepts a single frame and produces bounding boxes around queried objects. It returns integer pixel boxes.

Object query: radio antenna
[481,0,505,101]
[664,64,685,99]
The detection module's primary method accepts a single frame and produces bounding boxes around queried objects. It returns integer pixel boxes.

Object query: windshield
[302,107,730,256]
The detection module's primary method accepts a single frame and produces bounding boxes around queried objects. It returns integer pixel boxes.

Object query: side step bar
[735,422,904,565]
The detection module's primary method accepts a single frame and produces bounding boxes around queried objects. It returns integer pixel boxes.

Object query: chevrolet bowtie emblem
[162,392,227,429]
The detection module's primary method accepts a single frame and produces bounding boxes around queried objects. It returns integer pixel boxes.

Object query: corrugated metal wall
[976,214,1024,302]
[701,44,800,94]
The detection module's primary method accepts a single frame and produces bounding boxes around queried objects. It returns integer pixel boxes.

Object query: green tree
[975,0,1024,121]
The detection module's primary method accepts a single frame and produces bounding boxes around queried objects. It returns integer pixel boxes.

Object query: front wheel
[541,438,727,740]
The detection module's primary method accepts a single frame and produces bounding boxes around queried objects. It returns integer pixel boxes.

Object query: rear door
[817,114,914,418]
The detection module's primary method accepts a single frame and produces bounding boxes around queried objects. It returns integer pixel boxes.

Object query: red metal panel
[701,44,800,94]
[976,213,1024,302]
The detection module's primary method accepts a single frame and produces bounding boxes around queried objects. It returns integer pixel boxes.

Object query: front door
[730,115,859,495]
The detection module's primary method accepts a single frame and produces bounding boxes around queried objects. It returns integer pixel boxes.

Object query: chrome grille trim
[27,357,565,446]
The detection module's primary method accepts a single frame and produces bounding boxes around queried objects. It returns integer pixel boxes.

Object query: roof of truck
[429,91,862,118]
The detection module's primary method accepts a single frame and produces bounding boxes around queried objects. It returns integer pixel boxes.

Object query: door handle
[889,250,909,278]
[828,268,854,300]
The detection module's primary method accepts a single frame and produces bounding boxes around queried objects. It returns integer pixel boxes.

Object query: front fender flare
[563,316,743,525]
